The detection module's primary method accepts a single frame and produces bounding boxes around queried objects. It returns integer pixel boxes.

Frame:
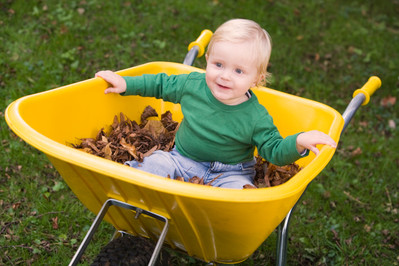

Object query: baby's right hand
[95,70,127,94]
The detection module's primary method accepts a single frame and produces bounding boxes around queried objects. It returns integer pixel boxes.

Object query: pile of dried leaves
[72,106,178,164]
[72,106,301,187]
[254,156,302,188]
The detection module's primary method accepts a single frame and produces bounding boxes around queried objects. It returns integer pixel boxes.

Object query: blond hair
[206,19,272,86]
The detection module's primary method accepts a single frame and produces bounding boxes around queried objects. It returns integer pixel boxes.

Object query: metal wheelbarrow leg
[69,199,169,266]
[276,186,309,266]
[276,206,295,266]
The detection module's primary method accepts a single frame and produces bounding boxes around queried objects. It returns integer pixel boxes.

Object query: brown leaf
[175,176,185,182]
[119,112,126,124]
[364,224,372,232]
[84,139,100,153]
[12,202,21,210]
[95,128,106,141]
[112,115,119,129]
[263,176,271,187]
[141,105,158,123]
[102,143,112,160]
[275,171,281,181]
[143,120,167,138]
[388,119,396,129]
[142,145,158,158]
[380,96,396,107]
[119,138,138,159]
[243,184,257,189]
[52,217,59,229]
[77,7,85,15]
[189,176,203,184]
[161,111,179,131]
[351,147,362,157]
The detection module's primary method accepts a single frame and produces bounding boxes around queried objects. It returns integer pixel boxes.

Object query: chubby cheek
[205,71,215,87]
[205,73,210,87]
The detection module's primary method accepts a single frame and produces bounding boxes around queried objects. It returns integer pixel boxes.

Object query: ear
[205,53,209,62]
[253,73,265,87]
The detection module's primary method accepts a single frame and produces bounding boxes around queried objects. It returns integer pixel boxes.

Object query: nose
[220,69,230,81]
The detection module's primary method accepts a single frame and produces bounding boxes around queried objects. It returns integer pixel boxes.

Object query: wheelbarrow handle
[352,76,382,106]
[188,29,213,57]
[183,29,213,65]
[341,76,381,134]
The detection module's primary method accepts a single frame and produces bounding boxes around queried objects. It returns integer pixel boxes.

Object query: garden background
[1,0,398,265]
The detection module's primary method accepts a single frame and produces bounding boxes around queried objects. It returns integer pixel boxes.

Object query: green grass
[1,0,398,265]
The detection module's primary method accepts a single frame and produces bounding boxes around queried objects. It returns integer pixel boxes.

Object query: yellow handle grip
[353,76,382,105]
[188,29,213,58]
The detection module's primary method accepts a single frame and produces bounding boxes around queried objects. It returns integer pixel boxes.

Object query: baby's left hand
[296,130,337,156]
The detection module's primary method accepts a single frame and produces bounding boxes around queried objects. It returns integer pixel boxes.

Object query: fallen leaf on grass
[380,96,396,107]
[351,147,363,157]
[12,202,21,210]
[344,191,367,206]
[364,224,372,232]
[52,217,59,229]
[388,119,396,129]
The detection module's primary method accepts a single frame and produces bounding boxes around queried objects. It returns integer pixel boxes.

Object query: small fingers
[95,70,115,81]
[311,130,337,148]
[104,87,117,94]
[309,146,320,156]
[320,136,337,148]
[95,70,126,94]
[95,70,112,76]
[298,131,337,156]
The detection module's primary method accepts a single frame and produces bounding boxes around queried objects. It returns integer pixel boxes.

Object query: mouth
[217,83,230,90]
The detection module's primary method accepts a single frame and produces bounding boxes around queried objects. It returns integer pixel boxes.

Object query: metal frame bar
[69,199,169,266]
[341,94,366,134]
[276,207,295,266]
[276,186,308,266]
[183,46,199,66]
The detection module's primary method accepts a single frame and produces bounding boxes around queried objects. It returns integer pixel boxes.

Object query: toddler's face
[205,41,260,105]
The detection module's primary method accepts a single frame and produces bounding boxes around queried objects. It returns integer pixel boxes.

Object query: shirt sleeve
[252,113,307,166]
[121,73,189,103]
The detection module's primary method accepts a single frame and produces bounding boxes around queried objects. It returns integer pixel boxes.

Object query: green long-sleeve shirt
[123,72,305,165]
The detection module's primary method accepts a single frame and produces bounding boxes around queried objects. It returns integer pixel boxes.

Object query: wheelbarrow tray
[5,62,344,263]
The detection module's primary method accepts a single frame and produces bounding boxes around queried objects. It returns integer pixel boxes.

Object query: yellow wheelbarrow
[5,30,381,265]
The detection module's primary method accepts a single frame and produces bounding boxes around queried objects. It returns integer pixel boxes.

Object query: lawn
[1,0,398,265]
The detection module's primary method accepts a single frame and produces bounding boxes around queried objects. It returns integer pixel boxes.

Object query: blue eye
[216,62,222,68]
[235,69,243,74]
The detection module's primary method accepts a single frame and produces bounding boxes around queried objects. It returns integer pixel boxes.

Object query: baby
[95,19,336,189]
